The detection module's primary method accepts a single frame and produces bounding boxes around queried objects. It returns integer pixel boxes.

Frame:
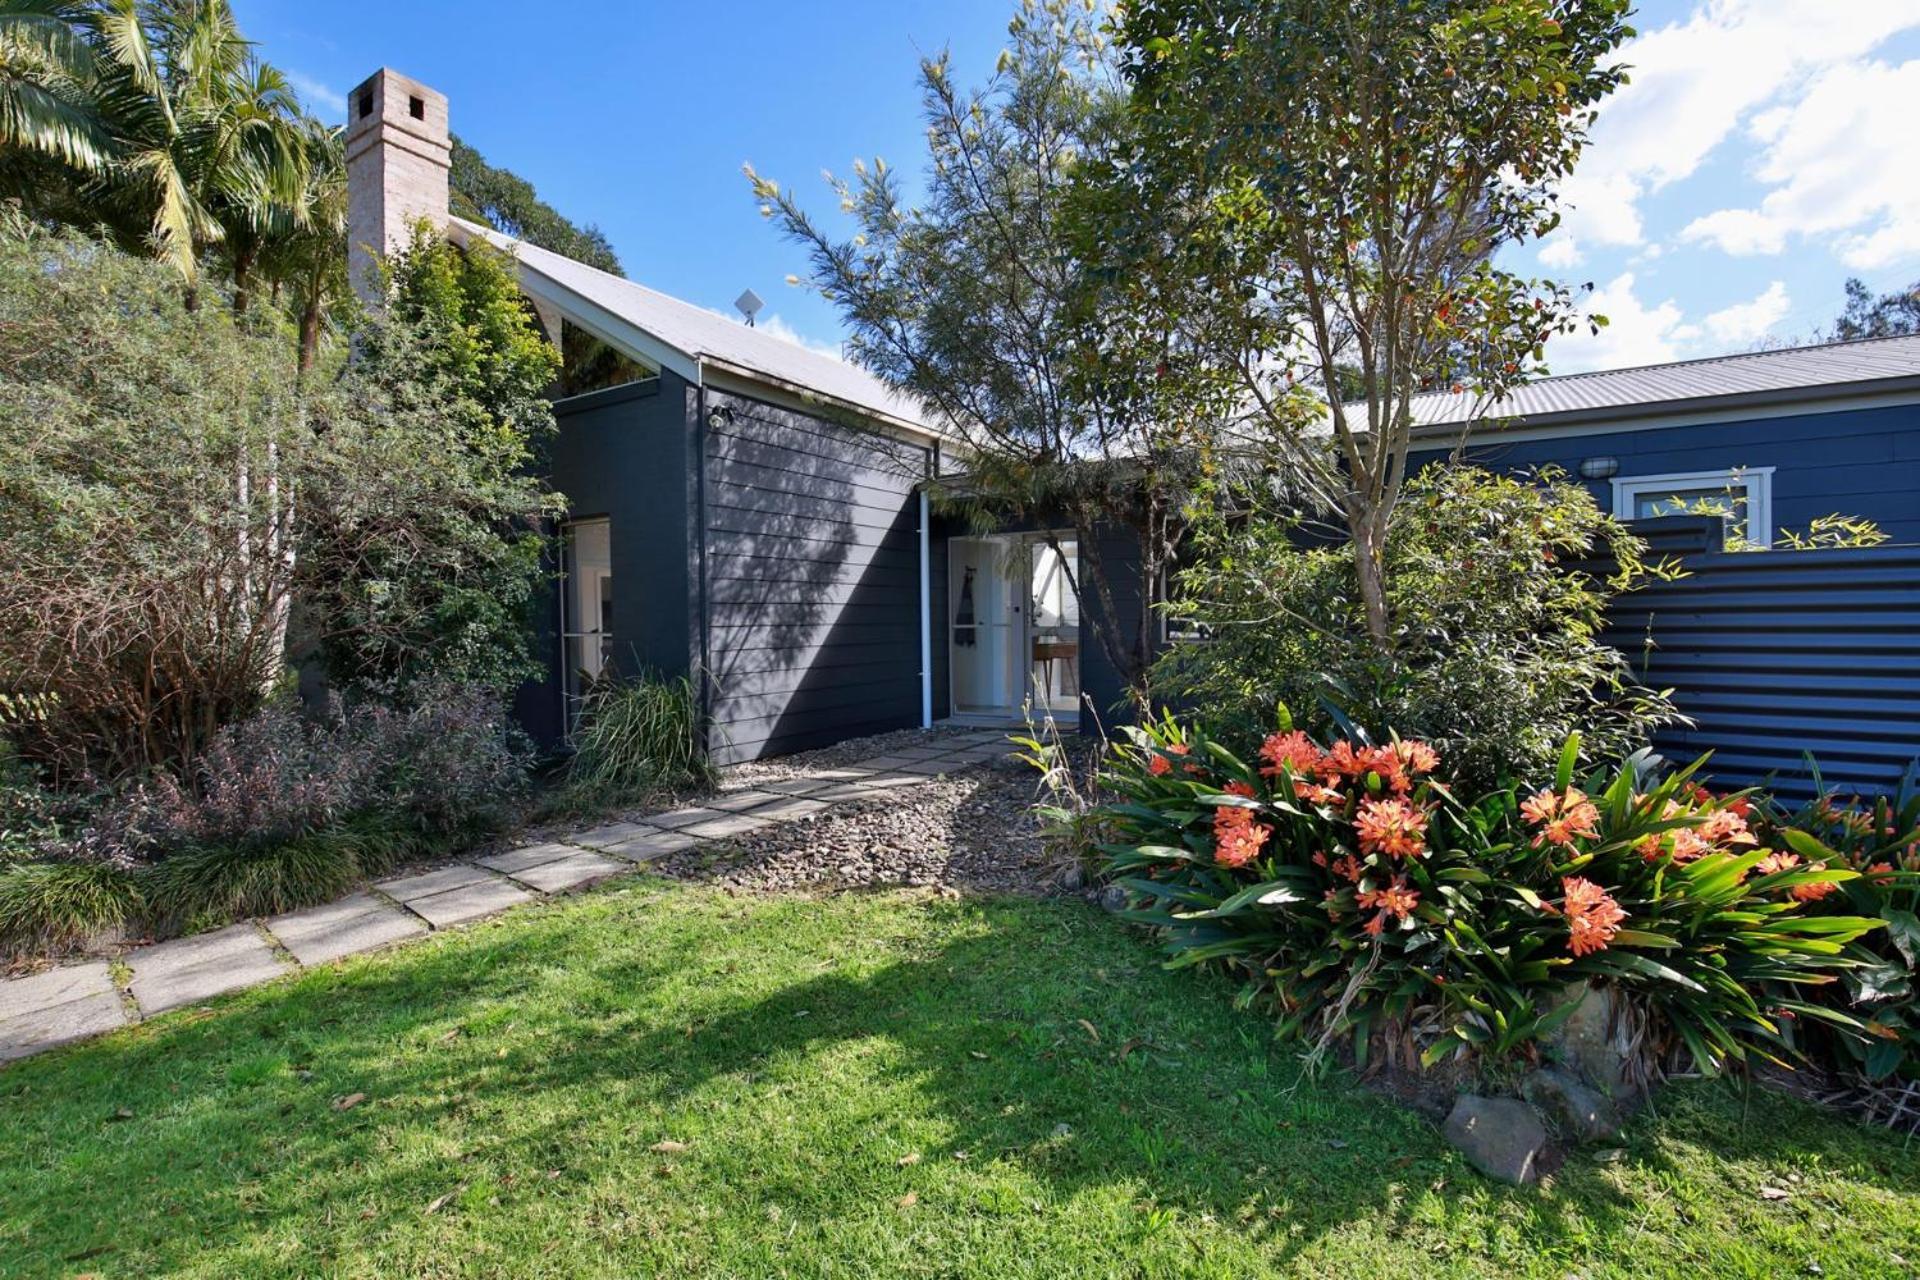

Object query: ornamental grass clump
[1098,713,1890,1081]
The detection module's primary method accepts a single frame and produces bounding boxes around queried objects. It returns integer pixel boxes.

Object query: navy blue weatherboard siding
[701,388,932,764]
[1605,519,1920,800]
[516,374,696,749]
[1414,400,1920,544]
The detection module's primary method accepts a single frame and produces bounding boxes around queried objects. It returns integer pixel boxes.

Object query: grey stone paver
[1,992,128,1063]
[849,754,920,770]
[647,806,725,831]
[0,961,115,1021]
[267,893,427,967]
[680,813,772,840]
[601,828,702,861]
[806,767,876,781]
[888,745,956,761]
[404,877,535,929]
[568,821,660,849]
[127,924,289,1015]
[501,851,628,894]
[897,758,962,776]
[758,778,838,797]
[704,790,785,813]
[751,796,830,822]
[376,863,492,903]
[475,842,580,875]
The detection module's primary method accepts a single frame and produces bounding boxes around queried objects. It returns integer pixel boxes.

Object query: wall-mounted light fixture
[1578,456,1620,481]
[706,404,734,432]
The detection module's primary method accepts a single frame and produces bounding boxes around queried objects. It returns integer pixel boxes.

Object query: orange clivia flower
[1224,780,1257,799]
[1521,786,1601,849]
[1354,796,1429,859]
[1296,780,1344,806]
[1147,753,1172,777]
[1259,730,1323,779]
[1213,805,1271,870]
[1391,739,1440,777]
[1698,808,1756,847]
[1554,876,1626,957]
[1357,876,1420,937]
[1755,850,1801,877]
[1330,853,1364,883]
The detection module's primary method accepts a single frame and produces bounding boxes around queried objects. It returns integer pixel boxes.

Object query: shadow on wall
[701,394,928,763]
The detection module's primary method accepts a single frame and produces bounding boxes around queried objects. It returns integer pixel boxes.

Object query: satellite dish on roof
[735,288,764,327]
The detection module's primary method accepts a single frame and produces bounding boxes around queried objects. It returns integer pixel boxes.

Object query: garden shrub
[1153,465,1681,791]
[1095,712,1888,1083]
[0,690,531,951]
[1757,777,1920,1082]
[550,673,713,815]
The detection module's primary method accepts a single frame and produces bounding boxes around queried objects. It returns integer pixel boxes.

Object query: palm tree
[258,114,346,372]
[0,0,115,212]
[85,0,307,296]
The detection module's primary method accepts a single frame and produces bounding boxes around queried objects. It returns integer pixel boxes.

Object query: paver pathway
[0,730,1013,1064]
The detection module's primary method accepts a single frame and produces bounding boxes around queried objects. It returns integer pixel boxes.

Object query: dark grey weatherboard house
[347,68,1122,763]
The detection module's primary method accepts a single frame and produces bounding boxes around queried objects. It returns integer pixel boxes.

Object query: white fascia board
[445,220,702,384]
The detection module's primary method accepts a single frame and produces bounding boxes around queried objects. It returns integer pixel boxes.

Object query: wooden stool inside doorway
[1031,640,1079,701]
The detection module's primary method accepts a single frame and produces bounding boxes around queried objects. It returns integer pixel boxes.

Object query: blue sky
[237,0,1920,375]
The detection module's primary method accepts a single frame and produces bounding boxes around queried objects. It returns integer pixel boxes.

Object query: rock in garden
[1443,1095,1550,1185]
[1095,884,1129,914]
[1543,982,1642,1103]
[1522,1067,1622,1143]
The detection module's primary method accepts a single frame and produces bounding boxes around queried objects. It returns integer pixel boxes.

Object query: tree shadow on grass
[3,888,1917,1276]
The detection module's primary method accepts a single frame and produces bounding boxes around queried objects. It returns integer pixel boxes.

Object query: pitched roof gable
[447,217,935,437]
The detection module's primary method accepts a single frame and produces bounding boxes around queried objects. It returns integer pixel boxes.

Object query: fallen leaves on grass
[650,1140,690,1154]
[332,1093,366,1112]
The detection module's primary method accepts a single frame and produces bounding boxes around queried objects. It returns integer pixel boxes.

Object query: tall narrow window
[561,518,613,724]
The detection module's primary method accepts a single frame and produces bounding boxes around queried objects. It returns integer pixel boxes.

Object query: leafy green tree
[450,134,621,275]
[1834,276,1920,341]
[0,230,313,776]
[1154,465,1678,789]
[0,0,115,180]
[1110,0,1634,648]
[256,114,347,374]
[749,1,1222,701]
[302,223,563,697]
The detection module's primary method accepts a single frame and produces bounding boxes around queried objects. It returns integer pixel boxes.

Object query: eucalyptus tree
[1110,0,1634,647]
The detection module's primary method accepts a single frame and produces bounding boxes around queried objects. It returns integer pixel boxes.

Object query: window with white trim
[1611,467,1774,549]
[560,518,614,727]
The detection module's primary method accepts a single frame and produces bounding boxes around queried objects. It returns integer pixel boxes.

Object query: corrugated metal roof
[1407,333,1920,432]
[449,217,934,435]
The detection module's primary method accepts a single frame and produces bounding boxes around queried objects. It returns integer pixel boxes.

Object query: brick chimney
[344,69,451,305]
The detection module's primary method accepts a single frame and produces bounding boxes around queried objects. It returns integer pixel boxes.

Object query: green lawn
[3,883,1916,1278]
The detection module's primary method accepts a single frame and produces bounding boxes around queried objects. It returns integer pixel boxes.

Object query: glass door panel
[1028,539,1080,714]
[949,537,1020,714]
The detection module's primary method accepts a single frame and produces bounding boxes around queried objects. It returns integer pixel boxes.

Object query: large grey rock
[267,893,426,967]
[1543,982,1643,1101]
[127,923,289,1015]
[1443,1095,1551,1185]
[1523,1067,1623,1143]
[1095,884,1130,914]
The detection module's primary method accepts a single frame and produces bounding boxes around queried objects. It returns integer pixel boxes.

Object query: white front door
[948,534,1081,718]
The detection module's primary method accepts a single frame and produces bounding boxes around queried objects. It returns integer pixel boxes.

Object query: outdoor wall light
[707,404,734,431]
[1578,456,1620,481]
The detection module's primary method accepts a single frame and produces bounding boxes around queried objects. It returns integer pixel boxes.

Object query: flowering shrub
[1097,713,1888,1079]
[1756,779,1920,1082]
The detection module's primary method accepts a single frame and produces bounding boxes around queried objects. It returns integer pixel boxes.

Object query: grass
[2,884,1916,1278]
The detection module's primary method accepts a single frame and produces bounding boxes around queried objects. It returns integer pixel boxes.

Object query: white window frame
[1611,467,1774,549]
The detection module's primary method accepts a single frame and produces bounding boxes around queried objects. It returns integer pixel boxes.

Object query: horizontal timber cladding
[700,388,931,763]
[1604,519,1920,800]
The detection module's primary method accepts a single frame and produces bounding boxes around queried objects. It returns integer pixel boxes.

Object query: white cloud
[1546,272,1694,373]
[758,313,845,362]
[1536,235,1583,269]
[1679,208,1785,256]
[1538,1,1920,259]
[1683,57,1920,269]
[1703,280,1791,343]
[285,70,346,121]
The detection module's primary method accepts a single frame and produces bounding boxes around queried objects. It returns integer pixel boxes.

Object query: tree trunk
[298,301,323,376]
[1351,508,1391,649]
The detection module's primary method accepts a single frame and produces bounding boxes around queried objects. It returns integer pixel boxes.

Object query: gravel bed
[654,756,1061,895]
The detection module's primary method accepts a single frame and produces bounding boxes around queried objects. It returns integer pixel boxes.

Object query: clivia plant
[1097,709,1888,1083]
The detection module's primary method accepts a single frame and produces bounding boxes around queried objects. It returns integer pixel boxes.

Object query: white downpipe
[918,488,933,728]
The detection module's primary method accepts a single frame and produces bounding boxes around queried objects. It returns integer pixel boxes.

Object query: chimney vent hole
[357,88,373,120]
[409,95,425,120]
